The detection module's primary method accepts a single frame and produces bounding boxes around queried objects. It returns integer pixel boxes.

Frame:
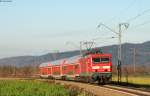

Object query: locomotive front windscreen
[92,57,109,63]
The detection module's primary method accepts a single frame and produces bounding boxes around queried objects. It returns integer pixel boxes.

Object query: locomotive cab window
[92,58,101,63]
[92,57,110,63]
[101,58,109,63]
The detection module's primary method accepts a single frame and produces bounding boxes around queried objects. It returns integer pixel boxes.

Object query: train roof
[39,53,112,67]
[39,55,81,67]
[39,62,50,67]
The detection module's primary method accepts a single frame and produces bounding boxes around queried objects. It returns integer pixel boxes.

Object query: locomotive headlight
[103,66,110,69]
[92,66,100,69]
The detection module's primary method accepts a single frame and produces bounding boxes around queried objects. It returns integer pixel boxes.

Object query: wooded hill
[0,41,149,67]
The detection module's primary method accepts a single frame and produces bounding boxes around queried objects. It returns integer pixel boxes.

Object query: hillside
[0,41,150,67]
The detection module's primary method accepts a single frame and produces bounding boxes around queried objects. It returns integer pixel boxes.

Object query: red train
[39,49,112,84]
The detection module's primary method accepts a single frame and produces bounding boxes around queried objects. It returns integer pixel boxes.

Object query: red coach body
[39,50,112,84]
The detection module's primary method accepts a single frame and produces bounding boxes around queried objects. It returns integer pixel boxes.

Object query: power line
[133,20,150,28]
[126,8,150,22]
[99,0,137,33]
[124,0,137,11]
[126,20,150,31]
[103,0,137,24]
[97,23,129,83]
[124,8,150,30]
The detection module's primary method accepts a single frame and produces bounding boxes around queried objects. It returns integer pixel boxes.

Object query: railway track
[103,85,150,96]
[49,79,150,96]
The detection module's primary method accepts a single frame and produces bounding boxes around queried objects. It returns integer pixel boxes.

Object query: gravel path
[55,80,137,96]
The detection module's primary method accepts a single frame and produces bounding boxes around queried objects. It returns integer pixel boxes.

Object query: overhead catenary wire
[109,1,150,31]
[126,8,150,23]
[97,0,138,37]
[119,7,150,31]
[132,20,150,29]
[103,0,137,24]
[96,0,150,36]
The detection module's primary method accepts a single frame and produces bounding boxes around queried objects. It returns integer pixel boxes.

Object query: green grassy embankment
[0,80,69,96]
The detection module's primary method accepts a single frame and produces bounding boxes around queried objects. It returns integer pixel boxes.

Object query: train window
[92,58,101,63]
[42,72,46,75]
[75,65,79,69]
[101,58,109,63]
[62,66,66,70]
[48,68,51,71]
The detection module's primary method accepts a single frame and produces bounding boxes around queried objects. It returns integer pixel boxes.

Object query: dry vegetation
[0,64,149,85]
[0,65,38,78]
[112,65,150,85]
[112,65,150,75]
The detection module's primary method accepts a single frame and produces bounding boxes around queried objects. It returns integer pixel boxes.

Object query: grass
[112,75,150,85]
[0,80,69,96]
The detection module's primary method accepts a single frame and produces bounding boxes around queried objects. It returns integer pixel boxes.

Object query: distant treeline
[112,65,150,76]
[0,65,39,77]
[0,64,149,78]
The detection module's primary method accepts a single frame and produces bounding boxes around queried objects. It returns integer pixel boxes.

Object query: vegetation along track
[39,79,150,96]
[1,78,149,96]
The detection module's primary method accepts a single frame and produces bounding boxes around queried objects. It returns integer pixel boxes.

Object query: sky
[0,0,150,58]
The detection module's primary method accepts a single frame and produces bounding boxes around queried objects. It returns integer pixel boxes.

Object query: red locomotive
[39,49,112,84]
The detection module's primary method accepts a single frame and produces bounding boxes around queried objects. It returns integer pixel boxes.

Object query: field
[0,79,69,96]
[112,75,150,85]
